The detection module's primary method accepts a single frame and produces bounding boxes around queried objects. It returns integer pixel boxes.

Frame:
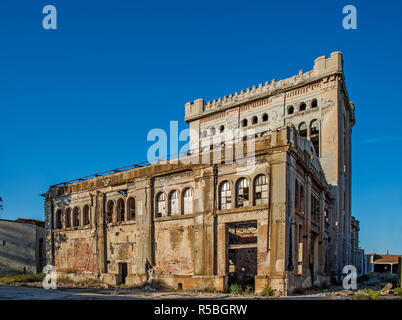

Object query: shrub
[394,288,402,298]
[229,283,242,295]
[261,287,275,297]
[365,289,381,300]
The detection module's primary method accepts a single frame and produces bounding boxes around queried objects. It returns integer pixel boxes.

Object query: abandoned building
[43,51,358,294]
[366,254,402,274]
[0,218,45,274]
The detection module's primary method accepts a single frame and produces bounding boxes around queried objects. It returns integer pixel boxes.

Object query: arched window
[254,175,268,205]
[55,209,63,229]
[236,178,249,208]
[219,181,231,210]
[73,207,80,227]
[252,116,258,125]
[210,127,216,136]
[288,105,294,115]
[117,198,125,222]
[241,119,248,127]
[262,113,268,122]
[65,208,72,228]
[219,125,225,133]
[106,200,114,223]
[311,99,318,108]
[156,193,166,217]
[300,102,306,111]
[127,197,135,220]
[83,205,90,225]
[182,188,193,214]
[310,119,320,156]
[298,122,307,138]
[169,190,179,215]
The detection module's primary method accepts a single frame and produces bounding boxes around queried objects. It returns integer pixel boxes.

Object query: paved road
[0,285,340,300]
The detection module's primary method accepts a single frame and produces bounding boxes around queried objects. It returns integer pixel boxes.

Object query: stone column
[95,192,107,274]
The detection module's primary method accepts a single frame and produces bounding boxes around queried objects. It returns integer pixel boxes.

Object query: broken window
[127,197,135,220]
[236,178,249,208]
[298,122,307,138]
[169,190,179,215]
[73,207,80,227]
[182,188,193,214]
[219,181,231,210]
[311,99,318,108]
[254,174,268,205]
[106,200,114,223]
[299,102,306,111]
[55,209,63,229]
[117,198,125,222]
[288,105,294,115]
[310,119,320,156]
[311,195,320,223]
[83,205,90,225]
[65,208,72,228]
[262,113,268,122]
[156,192,166,217]
[252,116,258,125]
[300,184,305,213]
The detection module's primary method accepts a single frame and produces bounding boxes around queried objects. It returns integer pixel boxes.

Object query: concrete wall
[0,220,45,274]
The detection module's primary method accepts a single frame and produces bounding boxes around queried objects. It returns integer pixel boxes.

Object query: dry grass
[0,273,45,285]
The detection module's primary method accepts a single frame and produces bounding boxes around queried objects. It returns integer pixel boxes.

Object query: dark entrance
[227,221,257,290]
[119,262,128,284]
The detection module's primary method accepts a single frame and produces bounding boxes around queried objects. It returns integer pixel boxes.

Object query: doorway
[119,262,128,285]
[227,221,258,290]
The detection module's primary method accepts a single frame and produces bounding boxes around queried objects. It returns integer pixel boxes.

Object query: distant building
[366,254,402,274]
[0,218,45,274]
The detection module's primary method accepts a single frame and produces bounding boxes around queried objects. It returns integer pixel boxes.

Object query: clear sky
[0,0,401,254]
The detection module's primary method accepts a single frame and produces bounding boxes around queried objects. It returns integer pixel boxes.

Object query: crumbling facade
[44,51,357,294]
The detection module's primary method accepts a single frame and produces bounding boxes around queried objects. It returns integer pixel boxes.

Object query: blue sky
[0,0,401,254]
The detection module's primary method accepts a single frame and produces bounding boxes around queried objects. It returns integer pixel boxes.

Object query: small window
[106,200,114,223]
[288,105,294,115]
[83,205,90,225]
[219,181,232,210]
[311,99,318,108]
[210,127,216,136]
[73,207,80,227]
[262,113,268,122]
[241,119,248,127]
[300,102,306,111]
[182,188,193,214]
[127,197,135,220]
[169,190,179,215]
[299,122,307,138]
[254,175,268,205]
[252,116,258,125]
[202,130,207,138]
[219,125,225,133]
[156,193,166,217]
[65,208,72,228]
[236,178,249,208]
[117,198,125,222]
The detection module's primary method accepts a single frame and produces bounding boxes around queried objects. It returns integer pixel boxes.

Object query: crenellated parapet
[185,51,344,123]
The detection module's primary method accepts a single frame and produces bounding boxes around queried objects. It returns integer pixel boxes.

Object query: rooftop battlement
[185,51,343,123]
